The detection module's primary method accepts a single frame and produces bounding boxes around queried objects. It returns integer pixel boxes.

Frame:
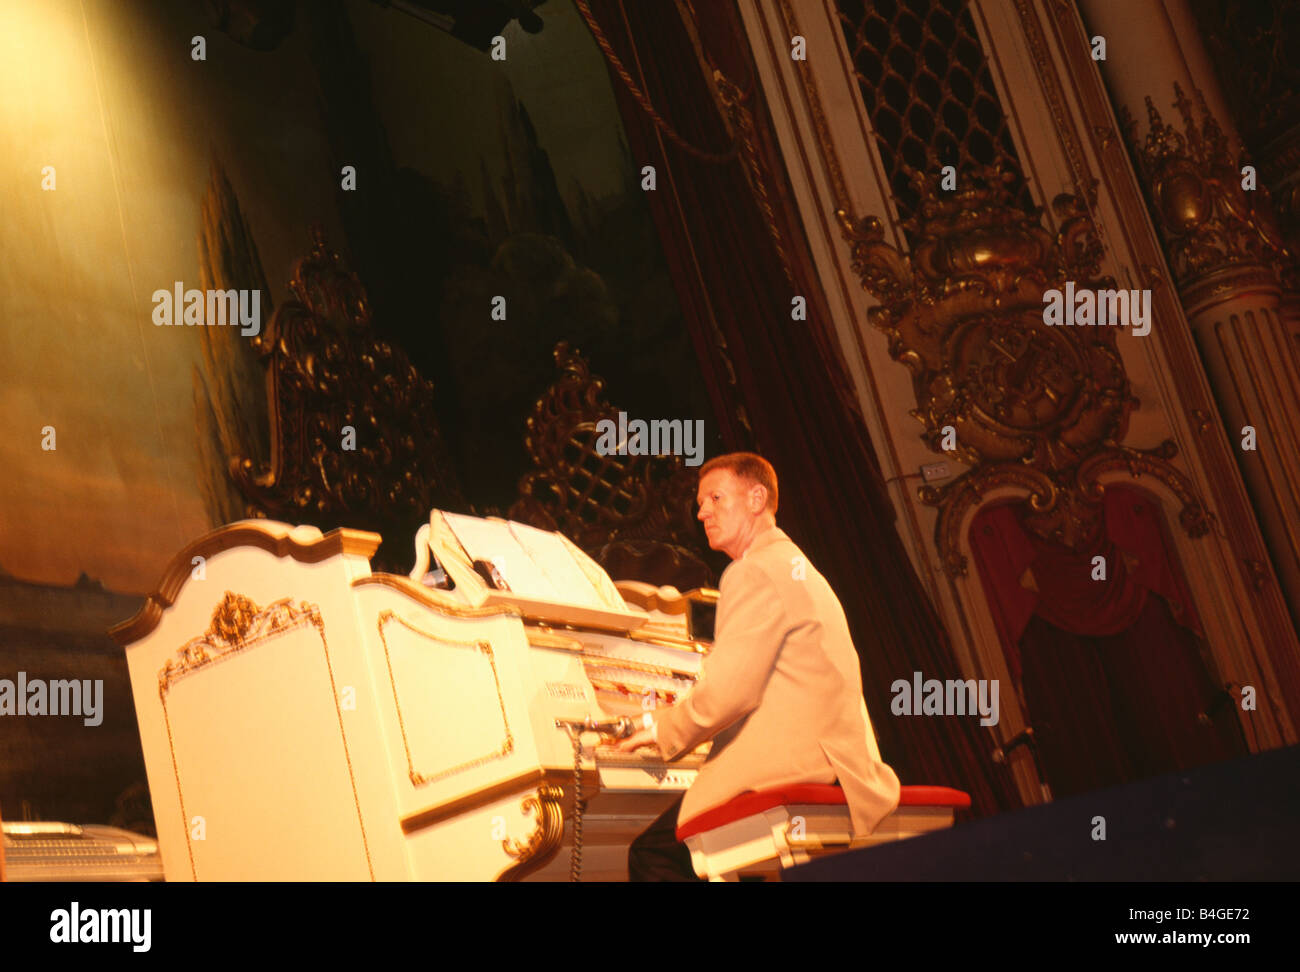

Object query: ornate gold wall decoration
[498,785,565,881]
[508,343,712,583]
[1012,0,1095,209]
[231,229,462,522]
[840,167,1211,575]
[1119,83,1293,304]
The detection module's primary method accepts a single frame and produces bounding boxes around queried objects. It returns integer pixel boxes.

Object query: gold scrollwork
[158,591,319,697]
[840,167,1212,574]
[229,229,462,522]
[498,785,566,882]
[1120,83,1293,293]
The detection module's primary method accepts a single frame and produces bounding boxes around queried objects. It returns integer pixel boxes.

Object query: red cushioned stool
[675,784,971,881]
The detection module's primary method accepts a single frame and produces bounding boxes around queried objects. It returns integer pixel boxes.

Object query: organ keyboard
[111,512,717,881]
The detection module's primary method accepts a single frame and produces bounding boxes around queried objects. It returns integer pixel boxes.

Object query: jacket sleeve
[655,559,789,760]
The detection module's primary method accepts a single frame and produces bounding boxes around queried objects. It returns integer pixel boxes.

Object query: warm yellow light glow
[0,0,210,592]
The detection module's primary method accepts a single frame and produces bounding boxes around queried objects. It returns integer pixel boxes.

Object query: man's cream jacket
[655,526,901,835]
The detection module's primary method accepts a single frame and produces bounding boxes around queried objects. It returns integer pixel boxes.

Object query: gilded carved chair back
[231,230,463,541]
[508,343,715,588]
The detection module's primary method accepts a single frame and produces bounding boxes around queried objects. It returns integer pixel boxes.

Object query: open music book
[433,512,648,629]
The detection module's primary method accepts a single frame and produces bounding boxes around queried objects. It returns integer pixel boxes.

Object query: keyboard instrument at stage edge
[111,509,718,881]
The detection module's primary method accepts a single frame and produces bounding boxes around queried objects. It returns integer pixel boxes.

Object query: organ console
[110,511,718,881]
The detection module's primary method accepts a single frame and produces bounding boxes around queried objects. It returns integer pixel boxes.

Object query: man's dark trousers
[628,795,704,882]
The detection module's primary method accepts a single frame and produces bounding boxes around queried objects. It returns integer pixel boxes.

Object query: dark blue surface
[785,744,1300,881]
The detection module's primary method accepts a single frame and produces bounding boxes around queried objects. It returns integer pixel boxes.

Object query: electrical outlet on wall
[921,461,951,482]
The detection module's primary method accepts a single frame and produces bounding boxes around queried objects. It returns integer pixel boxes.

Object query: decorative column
[1079,0,1300,630]
[1182,0,1300,341]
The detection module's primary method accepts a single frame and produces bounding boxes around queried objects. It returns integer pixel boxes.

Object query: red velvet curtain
[970,486,1246,797]
[581,0,1023,816]
[970,486,1204,681]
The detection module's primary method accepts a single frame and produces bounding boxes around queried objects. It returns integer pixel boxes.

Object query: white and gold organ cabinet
[110,512,716,881]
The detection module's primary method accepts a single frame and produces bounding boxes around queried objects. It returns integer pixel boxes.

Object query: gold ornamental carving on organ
[374,610,514,786]
[158,592,323,697]
[497,785,566,882]
[839,166,1211,575]
[154,590,375,879]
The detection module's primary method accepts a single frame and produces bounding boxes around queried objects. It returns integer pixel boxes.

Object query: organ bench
[676,783,972,881]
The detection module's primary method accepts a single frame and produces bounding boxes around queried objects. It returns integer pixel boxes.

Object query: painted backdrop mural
[0,0,713,828]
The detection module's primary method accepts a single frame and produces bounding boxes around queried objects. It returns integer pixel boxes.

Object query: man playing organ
[617,453,901,880]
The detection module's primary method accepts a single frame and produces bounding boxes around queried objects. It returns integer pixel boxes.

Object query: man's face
[697,468,761,557]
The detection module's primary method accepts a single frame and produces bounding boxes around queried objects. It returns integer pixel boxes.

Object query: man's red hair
[699,452,778,513]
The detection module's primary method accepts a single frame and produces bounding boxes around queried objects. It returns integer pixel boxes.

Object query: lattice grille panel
[508,343,706,554]
[836,0,1033,229]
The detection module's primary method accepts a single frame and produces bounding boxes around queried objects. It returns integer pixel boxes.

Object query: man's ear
[750,484,767,513]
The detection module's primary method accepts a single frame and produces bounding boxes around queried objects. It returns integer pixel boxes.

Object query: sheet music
[507,521,608,611]
[441,513,609,610]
